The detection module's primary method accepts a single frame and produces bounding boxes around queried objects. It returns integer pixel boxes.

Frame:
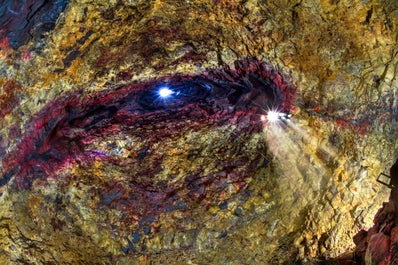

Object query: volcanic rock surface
[1,0,398,264]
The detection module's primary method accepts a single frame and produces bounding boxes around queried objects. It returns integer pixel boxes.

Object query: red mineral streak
[20,50,31,61]
[0,37,10,50]
[335,117,370,136]
[0,80,21,118]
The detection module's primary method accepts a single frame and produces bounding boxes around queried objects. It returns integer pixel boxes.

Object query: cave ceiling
[1,0,398,264]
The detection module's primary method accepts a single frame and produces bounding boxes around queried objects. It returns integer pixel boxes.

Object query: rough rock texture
[353,201,395,264]
[0,0,69,49]
[1,0,398,264]
[353,160,398,264]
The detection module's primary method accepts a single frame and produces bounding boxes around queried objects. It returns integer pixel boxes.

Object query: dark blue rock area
[0,0,69,49]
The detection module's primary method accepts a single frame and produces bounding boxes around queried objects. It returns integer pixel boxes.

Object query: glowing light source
[158,87,174,98]
[267,111,280,122]
[266,110,292,123]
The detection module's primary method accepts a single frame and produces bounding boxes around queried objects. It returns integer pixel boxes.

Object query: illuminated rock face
[0,0,398,264]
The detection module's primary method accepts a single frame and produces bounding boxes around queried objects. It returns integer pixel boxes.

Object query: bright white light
[267,110,281,122]
[266,110,292,123]
[158,87,174,98]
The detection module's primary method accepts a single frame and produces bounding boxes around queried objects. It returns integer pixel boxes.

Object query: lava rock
[365,233,390,265]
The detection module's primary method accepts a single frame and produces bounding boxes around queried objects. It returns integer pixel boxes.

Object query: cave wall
[0,0,398,264]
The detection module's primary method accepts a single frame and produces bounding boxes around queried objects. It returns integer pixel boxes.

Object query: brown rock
[390,244,398,265]
[354,229,368,254]
[367,227,378,242]
[391,227,398,245]
[365,233,390,265]
[354,229,368,245]
[373,202,395,227]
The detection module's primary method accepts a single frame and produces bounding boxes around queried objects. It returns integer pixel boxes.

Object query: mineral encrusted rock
[1,0,398,264]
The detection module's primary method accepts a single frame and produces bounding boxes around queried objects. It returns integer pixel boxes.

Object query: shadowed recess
[0,0,69,49]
